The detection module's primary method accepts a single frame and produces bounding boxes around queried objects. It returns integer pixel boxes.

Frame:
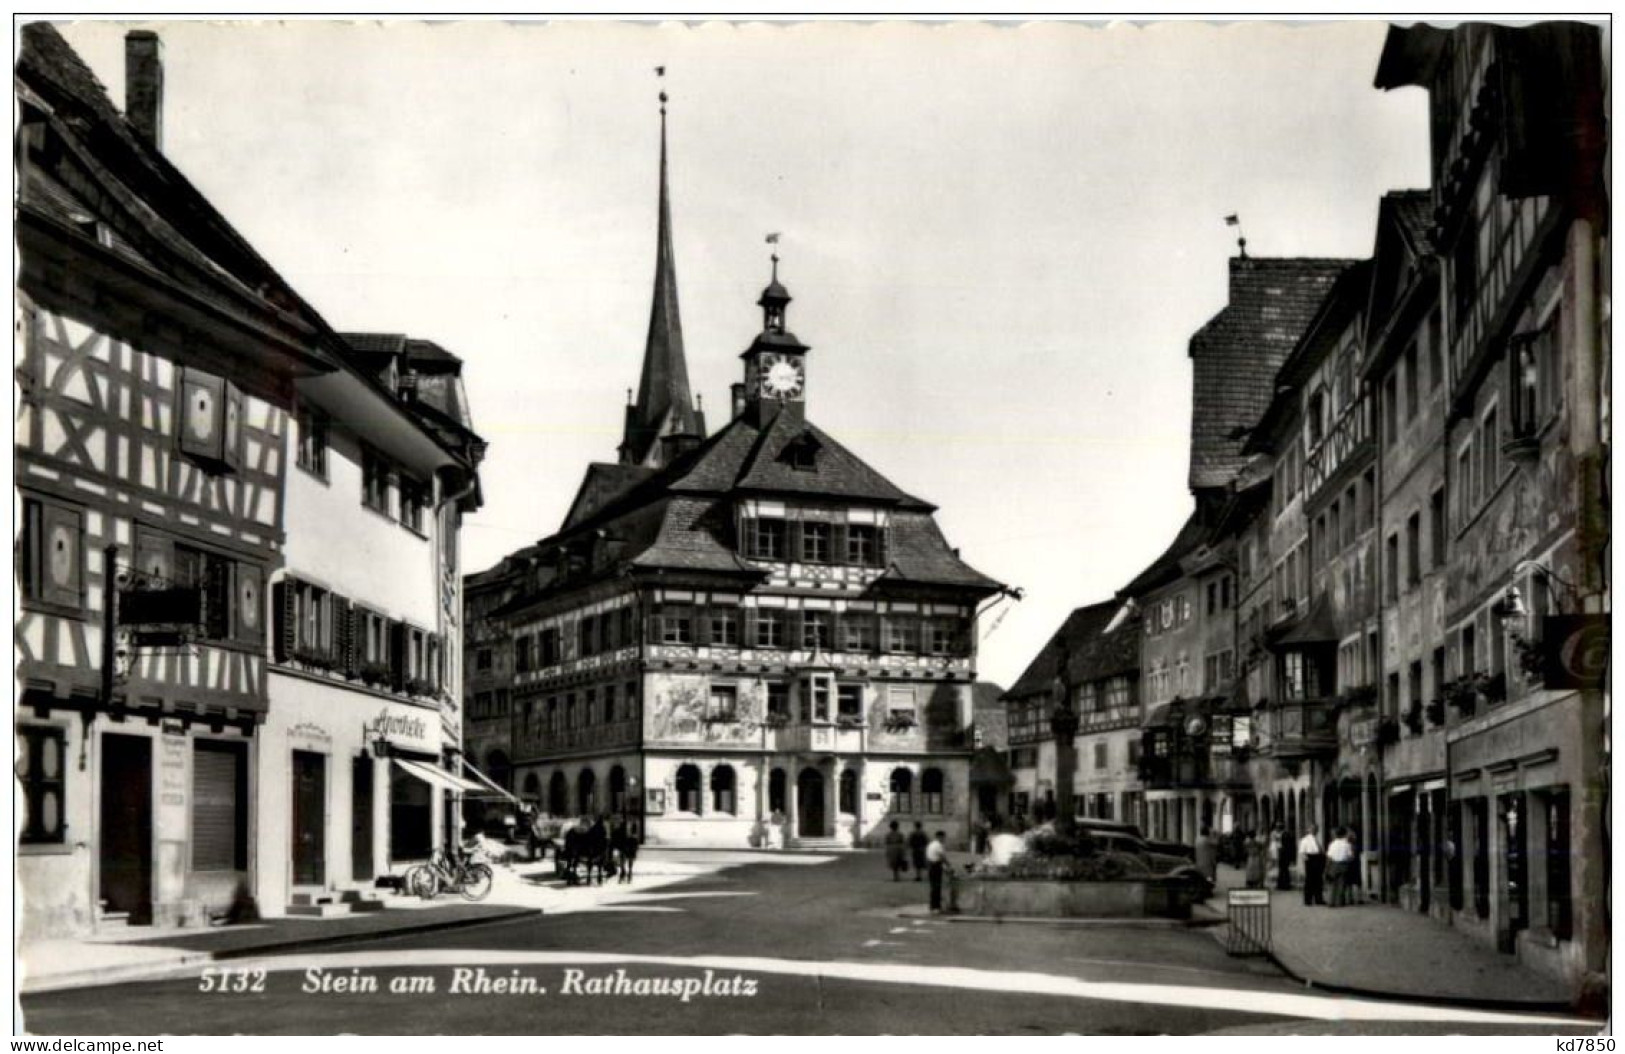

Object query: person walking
[907,822,930,882]
[883,820,908,881]
[925,830,951,913]
[1297,823,1326,905]
[1243,830,1266,888]
[1271,825,1292,891]
[1194,826,1219,886]
[1326,828,1355,907]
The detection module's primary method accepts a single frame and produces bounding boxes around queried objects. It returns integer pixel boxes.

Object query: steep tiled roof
[1005,600,1128,698]
[1187,257,1357,492]
[501,403,1000,616]
[1388,190,1434,255]
[1118,510,1211,599]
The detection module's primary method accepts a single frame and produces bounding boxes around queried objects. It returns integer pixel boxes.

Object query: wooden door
[99,734,153,922]
[292,751,326,886]
[797,768,826,837]
[351,756,374,882]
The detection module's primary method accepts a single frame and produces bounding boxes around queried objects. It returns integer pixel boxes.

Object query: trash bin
[1225,888,1271,956]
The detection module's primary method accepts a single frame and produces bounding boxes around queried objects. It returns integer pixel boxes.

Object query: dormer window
[783,431,821,471]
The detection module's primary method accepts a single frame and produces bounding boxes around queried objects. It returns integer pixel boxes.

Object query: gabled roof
[1187,257,1357,491]
[1004,599,1139,699]
[1362,190,1440,380]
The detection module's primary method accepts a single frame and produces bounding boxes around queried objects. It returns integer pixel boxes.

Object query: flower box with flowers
[761,711,790,729]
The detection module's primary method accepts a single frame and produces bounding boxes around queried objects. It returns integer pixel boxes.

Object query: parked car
[1073,818,1211,899]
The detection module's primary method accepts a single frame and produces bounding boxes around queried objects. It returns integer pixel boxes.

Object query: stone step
[286,902,351,918]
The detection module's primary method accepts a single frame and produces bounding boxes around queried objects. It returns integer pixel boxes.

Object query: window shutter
[787,521,803,563]
[694,606,712,646]
[785,609,803,650]
[222,383,244,472]
[388,619,406,690]
[177,367,226,463]
[273,581,295,662]
[39,504,83,609]
[233,562,264,647]
[744,608,759,648]
[332,596,353,672]
[832,524,848,565]
[646,604,664,645]
[875,526,890,569]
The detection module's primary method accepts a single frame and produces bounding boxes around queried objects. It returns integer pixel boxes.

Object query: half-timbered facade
[15,26,331,937]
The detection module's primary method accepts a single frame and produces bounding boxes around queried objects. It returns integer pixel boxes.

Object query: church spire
[620,78,705,468]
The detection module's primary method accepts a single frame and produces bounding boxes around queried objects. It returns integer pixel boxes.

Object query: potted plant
[1375,716,1400,747]
[359,661,392,688]
[1483,671,1508,705]
[1513,636,1545,683]
[761,711,790,729]
[1443,673,1486,716]
[835,713,864,730]
[1425,699,1446,727]
[882,712,918,734]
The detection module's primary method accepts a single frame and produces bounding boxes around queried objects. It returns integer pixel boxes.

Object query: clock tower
[741,254,809,428]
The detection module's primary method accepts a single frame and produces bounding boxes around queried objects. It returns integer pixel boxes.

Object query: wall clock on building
[758,354,804,400]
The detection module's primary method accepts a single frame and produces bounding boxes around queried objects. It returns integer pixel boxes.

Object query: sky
[53,18,1431,688]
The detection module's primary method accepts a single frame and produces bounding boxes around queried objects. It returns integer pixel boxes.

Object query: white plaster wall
[282,418,438,628]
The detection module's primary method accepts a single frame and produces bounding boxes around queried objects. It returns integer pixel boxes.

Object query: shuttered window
[192,740,247,871]
[19,725,66,845]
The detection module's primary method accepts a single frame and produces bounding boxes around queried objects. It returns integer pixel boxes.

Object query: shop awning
[392,757,483,795]
[461,758,521,805]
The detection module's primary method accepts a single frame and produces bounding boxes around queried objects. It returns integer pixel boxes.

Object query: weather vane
[1225,213,1248,258]
[656,65,667,115]
[766,232,781,276]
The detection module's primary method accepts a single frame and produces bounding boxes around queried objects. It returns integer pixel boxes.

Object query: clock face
[759,355,804,400]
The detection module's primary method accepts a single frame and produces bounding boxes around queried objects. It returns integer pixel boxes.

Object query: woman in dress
[883,820,908,881]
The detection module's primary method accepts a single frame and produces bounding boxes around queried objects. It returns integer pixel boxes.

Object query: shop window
[710,765,737,815]
[1545,788,1573,940]
[18,725,66,845]
[921,768,945,814]
[390,763,432,860]
[676,764,702,814]
[889,768,913,813]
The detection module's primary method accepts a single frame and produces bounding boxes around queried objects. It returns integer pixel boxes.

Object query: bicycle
[405,847,493,902]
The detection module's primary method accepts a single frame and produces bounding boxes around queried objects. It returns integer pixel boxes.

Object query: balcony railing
[1304,397,1370,501]
[1265,698,1339,758]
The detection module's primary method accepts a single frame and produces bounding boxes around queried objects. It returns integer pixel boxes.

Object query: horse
[559,818,612,886]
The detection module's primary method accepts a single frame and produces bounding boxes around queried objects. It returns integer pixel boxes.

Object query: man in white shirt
[1297,823,1326,906]
[1326,828,1355,907]
[925,831,951,913]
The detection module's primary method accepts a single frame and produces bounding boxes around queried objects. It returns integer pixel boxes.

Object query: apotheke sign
[365,707,438,753]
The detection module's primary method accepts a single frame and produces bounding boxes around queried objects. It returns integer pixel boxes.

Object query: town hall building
[473,105,1004,848]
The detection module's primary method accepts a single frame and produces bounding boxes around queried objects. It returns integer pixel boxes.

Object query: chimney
[730,383,747,420]
[125,31,163,150]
